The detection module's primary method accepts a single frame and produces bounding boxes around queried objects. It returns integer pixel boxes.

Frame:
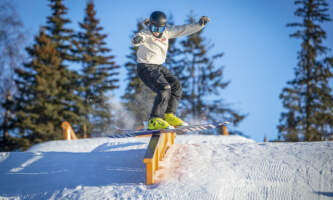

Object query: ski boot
[164,113,189,127]
[148,117,174,130]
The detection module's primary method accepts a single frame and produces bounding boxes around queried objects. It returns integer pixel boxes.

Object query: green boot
[148,117,174,130]
[164,113,189,127]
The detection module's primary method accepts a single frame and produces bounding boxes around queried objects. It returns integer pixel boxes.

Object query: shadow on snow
[0,142,146,197]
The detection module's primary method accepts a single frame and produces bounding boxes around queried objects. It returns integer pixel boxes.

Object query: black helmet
[150,11,167,27]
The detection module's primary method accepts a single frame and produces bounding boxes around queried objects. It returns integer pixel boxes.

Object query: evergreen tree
[14,30,66,148]
[42,0,83,134]
[176,13,245,132]
[73,1,119,136]
[44,0,73,59]
[122,19,155,129]
[278,0,333,141]
[0,1,26,150]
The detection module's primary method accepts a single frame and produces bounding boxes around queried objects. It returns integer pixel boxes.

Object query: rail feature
[143,132,176,185]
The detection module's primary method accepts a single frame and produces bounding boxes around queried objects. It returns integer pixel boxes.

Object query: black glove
[133,35,144,45]
[199,16,210,26]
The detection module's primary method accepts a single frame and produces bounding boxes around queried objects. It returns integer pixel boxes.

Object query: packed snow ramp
[0,136,332,199]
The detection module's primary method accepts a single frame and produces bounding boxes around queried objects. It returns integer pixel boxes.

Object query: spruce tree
[122,20,155,129]
[73,1,119,136]
[44,0,73,59]
[176,13,245,132]
[278,0,333,141]
[14,30,66,147]
[43,0,83,133]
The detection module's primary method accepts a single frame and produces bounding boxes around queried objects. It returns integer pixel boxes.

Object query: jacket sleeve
[167,23,204,39]
[132,32,146,47]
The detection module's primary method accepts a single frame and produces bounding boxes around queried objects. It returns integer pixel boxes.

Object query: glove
[132,35,144,45]
[199,16,210,26]
[144,18,150,26]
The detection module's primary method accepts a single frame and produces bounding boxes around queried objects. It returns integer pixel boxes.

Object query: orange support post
[61,121,78,140]
[143,132,175,185]
[221,125,228,135]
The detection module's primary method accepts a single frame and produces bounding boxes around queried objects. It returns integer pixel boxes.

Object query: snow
[0,135,333,200]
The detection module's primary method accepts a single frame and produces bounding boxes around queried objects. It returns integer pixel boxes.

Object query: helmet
[149,11,167,37]
[150,11,167,27]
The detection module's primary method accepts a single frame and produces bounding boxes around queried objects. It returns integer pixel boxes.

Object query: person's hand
[199,16,210,26]
[133,35,144,45]
[144,18,150,26]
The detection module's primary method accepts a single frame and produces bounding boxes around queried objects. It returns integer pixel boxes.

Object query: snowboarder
[132,11,210,130]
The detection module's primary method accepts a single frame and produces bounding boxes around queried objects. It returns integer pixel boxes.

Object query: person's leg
[160,66,188,126]
[159,66,182,114]
[137,63,171,119]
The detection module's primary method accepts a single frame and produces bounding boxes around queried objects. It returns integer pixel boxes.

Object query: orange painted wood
[61,121,78,140]
[222,126,228,136]
[136,134,152,137]
[143,132,175,185]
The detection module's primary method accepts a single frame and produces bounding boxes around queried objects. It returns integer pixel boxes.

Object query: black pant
[137,63,182,119]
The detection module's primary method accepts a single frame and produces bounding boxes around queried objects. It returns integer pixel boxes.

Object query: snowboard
[109,121,230,138]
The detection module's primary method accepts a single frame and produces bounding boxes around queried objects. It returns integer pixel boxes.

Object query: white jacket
[132,23,204,65]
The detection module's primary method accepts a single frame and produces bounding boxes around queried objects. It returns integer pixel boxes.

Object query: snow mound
[0,135,333,200]
[27,135,253,153]
[28,137,151,153]
[175,135,255,145]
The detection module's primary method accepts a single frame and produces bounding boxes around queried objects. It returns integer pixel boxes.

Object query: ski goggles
[150,24,166,33]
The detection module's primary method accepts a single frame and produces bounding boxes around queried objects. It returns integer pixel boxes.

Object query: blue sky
[13,0,333,142]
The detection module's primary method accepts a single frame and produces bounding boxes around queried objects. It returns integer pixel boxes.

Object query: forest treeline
[0,0,332,151]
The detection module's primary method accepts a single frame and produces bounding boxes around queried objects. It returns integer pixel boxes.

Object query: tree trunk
[2,92,11,143]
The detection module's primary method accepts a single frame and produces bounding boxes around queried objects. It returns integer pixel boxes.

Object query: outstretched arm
[132,19,151,47]
[168,16,210,39]
[132,33,145,47]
